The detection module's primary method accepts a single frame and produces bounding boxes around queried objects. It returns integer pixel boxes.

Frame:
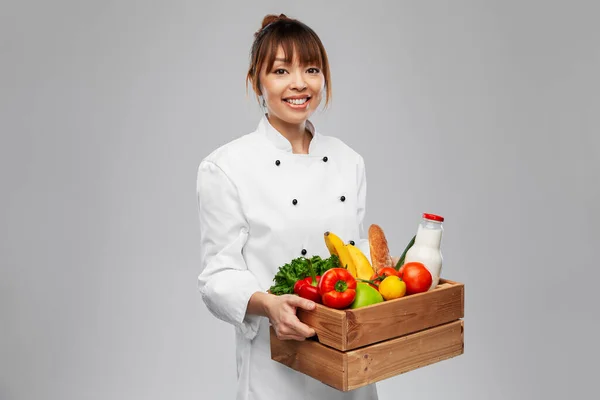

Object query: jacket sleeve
[196,159,263,340]
[355,155,372,262]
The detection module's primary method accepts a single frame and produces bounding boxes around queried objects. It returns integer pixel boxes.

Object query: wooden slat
[297,303,347,350]
[344,281,464,350]
[345,320,464,391]
[438,278,459,285]
[269,327,347,391]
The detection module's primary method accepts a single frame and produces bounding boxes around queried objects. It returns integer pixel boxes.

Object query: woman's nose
[290,70,307,90]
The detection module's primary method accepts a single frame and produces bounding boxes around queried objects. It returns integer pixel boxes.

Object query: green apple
[350,282,384,309]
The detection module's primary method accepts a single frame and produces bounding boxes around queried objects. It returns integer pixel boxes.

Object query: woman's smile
[283,95,311,109]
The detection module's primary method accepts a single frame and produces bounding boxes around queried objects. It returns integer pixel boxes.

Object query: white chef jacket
[196,114,378,400]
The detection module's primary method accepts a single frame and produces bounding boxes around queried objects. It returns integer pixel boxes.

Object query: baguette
[368,224,393,272]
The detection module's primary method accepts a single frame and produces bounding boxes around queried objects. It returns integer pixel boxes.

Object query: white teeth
[285,98,308,105]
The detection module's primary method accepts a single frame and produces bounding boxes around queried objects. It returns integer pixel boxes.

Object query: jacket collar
[257,113,319,153]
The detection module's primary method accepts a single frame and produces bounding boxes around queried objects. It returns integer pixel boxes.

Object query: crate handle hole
[307,332,320,342]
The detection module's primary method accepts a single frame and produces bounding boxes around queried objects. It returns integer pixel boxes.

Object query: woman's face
[259,46,325,126]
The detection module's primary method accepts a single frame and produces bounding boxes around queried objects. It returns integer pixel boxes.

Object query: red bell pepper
[294,276,321,303]
[318,268,357,309]
[293,259,322,303]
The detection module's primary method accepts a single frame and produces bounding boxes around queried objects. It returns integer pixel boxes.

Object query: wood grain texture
[345,320,464,391]
[269,326,347,391]
[346,281,464,350]
[270,320,465,391]
[295,279,464,351]
[297,303,347,350]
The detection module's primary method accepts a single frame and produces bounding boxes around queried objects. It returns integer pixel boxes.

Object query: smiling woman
[245,14,332,154]
[196,13,378,400]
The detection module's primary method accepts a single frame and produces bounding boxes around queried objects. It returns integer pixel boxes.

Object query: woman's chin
[270,108,313,125]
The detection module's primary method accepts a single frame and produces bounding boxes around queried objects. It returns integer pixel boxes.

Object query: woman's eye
[307,67,320,74]
[274,69,287,74]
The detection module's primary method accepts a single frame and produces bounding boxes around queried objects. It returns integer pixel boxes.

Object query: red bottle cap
[423,213,444,222]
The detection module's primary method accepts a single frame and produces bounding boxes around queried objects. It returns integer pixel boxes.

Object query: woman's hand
[264,294,316,341]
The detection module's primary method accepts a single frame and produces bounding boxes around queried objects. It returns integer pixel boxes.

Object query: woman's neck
[267,114,312,154]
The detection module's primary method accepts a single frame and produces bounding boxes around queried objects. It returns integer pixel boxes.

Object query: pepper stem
[334,280,348,292]
[358,276,384,285]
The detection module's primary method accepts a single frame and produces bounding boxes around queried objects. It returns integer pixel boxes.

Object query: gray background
[1,0,598,399]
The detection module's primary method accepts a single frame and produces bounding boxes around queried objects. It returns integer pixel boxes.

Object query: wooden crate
[270,278,465,391]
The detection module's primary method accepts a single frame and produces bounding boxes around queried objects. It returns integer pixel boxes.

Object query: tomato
[368,267,399,289]
[378,267,400,278]
[400,262,432,295]
[318,268,357,309]
[397,263,406,276]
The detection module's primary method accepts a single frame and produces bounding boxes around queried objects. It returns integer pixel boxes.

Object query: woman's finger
[285,295,316,311]
[278,334,307,342]
[289,320,316,338]
[277,318,315,339]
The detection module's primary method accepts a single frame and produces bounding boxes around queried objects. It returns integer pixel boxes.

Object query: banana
[324,231,357,277]
[346,244,375,280]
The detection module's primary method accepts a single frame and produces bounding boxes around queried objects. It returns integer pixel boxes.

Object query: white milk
[404,214,444,290]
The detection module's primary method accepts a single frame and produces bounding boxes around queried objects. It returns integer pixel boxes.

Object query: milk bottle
[403,213,444,290]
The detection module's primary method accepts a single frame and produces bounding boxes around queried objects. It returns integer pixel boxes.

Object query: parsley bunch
[269,254,340,295]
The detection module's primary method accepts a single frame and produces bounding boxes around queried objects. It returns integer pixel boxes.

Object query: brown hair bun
[261,13,288,29]
[254,14,290,38]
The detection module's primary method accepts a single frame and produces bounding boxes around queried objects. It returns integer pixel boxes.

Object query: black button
[340,196,346,202]
[275,160,281,166]
[292,199,298,205]
[322,156,328,162]
[349,240,355,246]
[301,249,307,255]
